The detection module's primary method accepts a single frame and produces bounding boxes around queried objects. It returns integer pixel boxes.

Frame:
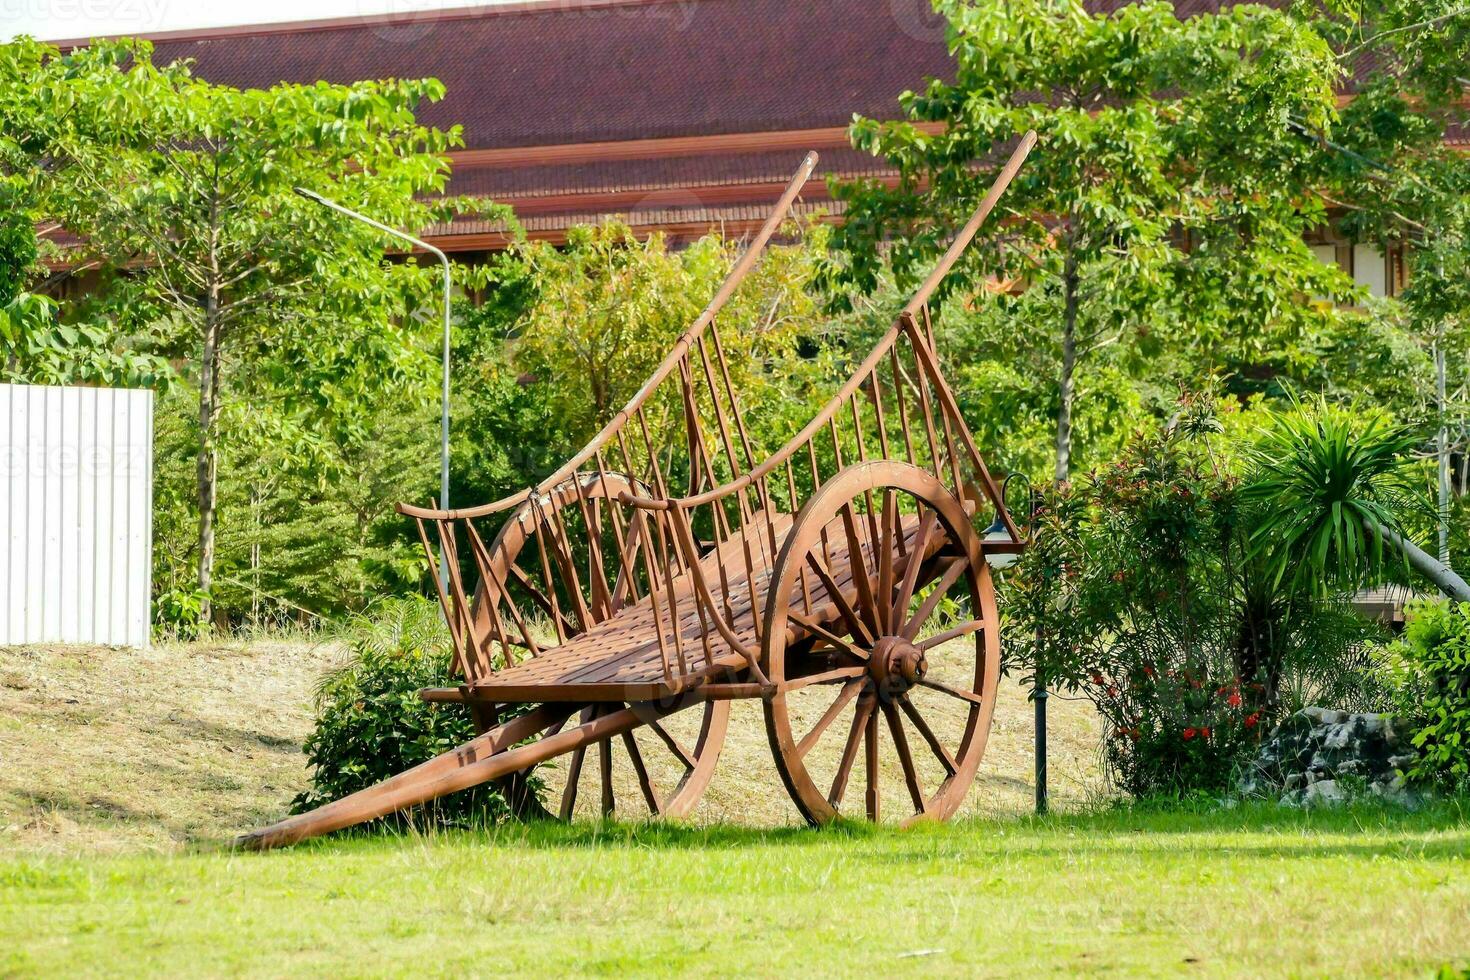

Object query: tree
[501,220,823,444]
[827,0,1351,482]
[28,37,506,622]
[1306,0,1470,567]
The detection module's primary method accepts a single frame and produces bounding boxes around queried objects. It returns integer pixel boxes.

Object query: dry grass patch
[0,640,340,855]
[1,640,1100,851]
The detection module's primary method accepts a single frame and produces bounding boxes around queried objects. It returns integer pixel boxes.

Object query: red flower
[1226,692,1242,708]
[1200,727,1212,738]
[1244,712,1260,729]
[1142,667,1156,679]
[1182,728,1197,740]
[1090,673,1104,686]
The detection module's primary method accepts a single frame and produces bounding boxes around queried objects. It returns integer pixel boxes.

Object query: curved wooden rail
[396,150,819,523]
[618,131,1036,533]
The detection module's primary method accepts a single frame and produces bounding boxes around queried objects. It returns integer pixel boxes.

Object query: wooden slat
[464,508,940,703]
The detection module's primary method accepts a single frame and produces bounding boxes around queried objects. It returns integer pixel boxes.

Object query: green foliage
[1007,399,1390,796]
[0,291,173,388]
[0,181,37,306]
[828,0,1351,479]
[293,597,524,827]
[1387,600,1470,791]
[1245,396,1421,598]
[508,220,823,443]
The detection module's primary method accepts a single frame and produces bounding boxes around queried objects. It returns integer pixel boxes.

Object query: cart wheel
[537,698,730,821]
[761,462,1001,825]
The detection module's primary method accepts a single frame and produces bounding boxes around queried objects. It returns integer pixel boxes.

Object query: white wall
[1,383,154,647]
[1352,244,1389,298]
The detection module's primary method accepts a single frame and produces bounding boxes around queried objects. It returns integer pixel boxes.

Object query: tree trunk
[1234,592,1283,716]
[1054,245,1080,484]
[196,293,222,624]
[1372,522,1470,602]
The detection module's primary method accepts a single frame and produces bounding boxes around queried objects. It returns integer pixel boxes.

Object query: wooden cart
[240,132,1036,849]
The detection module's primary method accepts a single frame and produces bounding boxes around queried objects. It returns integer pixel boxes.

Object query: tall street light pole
[293,187,454,534]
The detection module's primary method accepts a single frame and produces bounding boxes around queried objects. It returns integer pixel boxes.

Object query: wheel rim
[472,475,729,821]
[762,463,1001,825]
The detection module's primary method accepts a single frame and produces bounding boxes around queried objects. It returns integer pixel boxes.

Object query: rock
[1237,706,1417,806]
[1303,707,1348,725]
[1305,779,1345,807]
[1353,714,1386,736]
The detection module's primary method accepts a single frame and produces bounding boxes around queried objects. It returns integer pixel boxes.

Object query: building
[52,0,959,253]
[47,0,1460,297]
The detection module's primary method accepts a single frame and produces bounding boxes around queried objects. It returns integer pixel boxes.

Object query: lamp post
[984,473,1047,814]
[293,188,453,520]
[294,188,453,589]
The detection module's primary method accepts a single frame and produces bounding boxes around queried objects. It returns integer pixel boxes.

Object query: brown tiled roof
[61,0,958,245]
[52,0,1460,248]
[132,0,957,150]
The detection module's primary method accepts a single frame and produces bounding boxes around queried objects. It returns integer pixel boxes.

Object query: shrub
[1094,667,1265,798]
[1389,600,1470,791]
[1006,396,1388,798]
[292,597,532,828]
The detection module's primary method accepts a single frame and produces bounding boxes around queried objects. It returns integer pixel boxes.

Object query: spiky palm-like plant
[1245,399,1420,599]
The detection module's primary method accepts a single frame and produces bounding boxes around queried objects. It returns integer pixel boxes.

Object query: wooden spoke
[804,552,874,645]
[828,696,876,808]
[621,731,662,816]
[883,703,926,816]
[918,618,986,651]
[558,706,595,819]
[916,677,987,707]
[784,665,865,693]
[645,717,697,771]
[559,744,586,819]
[899,697,958,776]
[901,556,967,642]
[892,508,937,627]
[864,705,880,822]
[876,489,898,633]
[839,504,882,638]
[598,715,615,818]
[797,679,865,759]
[787,609,869,662]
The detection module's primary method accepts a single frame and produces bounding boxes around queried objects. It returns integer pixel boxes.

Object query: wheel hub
[868,635,927,700]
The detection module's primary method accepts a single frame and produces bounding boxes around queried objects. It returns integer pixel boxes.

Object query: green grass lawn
[3,803,1468,977]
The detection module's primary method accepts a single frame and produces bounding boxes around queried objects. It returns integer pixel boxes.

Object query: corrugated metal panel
[0,383,154,648]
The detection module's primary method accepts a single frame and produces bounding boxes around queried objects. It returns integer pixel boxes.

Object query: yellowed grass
[0,640,339,855]
[0,640,1102,854]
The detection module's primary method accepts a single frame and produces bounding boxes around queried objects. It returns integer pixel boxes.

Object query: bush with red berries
[1004,398,1386,798]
